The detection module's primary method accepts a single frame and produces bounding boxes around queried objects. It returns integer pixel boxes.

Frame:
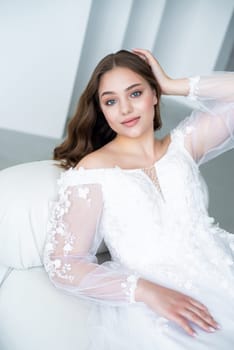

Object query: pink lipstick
[121,116,140,127]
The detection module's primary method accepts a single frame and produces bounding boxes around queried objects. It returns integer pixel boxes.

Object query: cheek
[102,108,118,127]
[139,95,156,112]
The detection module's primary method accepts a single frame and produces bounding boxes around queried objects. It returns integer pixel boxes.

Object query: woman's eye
[105,99,116,106]
[131,91,142,98]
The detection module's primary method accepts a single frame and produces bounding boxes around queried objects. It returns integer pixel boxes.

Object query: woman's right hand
[132,48,190,97]
[132,48,172,94]
[135,278,220,337]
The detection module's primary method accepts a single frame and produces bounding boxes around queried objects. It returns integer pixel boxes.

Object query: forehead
[98,66,148,93]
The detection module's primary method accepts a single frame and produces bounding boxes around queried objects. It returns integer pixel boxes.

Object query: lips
[121,116,140,127]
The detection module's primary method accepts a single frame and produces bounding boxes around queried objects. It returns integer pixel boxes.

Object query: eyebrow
[100,83,142,98]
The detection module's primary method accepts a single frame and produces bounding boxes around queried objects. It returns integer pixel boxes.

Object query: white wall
[154,0,234,77]
[0,0,233,137]
[0,0,91,138]
[68,0,134,119]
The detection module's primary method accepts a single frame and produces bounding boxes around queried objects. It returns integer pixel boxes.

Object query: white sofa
[0,160,108,350]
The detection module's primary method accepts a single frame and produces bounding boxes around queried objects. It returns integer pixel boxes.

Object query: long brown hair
[54,50,162,169]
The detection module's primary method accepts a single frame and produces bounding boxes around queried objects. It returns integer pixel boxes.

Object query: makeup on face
[98,67,157,136]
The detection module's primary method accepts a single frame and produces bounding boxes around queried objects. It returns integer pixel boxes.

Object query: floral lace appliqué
[44,184,91,283]
[187,76,200,100]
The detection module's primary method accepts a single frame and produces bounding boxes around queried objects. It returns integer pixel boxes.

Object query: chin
[124,130,145,139]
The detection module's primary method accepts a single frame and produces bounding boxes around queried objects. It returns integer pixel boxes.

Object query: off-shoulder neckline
[70,132,174,173]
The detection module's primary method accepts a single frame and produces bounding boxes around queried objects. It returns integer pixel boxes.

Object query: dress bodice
[99,130,204,261]
[90,130,234,293]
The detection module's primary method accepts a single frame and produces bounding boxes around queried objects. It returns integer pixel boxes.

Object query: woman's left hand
[132,48,172,94]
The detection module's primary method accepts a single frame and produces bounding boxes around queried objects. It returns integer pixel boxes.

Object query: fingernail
[208,327,216,332]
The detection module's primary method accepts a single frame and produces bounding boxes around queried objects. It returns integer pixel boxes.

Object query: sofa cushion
[0,160,63,268]
[0,267,90,350]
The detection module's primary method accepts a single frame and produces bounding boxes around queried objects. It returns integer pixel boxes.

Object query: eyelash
[131,90,142,98]
[104,90,142,106]
[105,99,116,106]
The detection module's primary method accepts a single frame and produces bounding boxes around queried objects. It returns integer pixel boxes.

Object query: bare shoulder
[156,133,171,150]
[75,148,115,170]
[162,133,171,148]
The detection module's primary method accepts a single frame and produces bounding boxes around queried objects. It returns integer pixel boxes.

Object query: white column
[122,0,167,50]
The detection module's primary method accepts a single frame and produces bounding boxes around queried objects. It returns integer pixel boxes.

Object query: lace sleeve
[177,73,234,165]
[43,170,138,305]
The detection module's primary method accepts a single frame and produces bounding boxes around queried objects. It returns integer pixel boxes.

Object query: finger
[131,50,149,64]
[187,299,220,328]
[186,306,219,329]
[172,314,197,337]
[132,48,149,54]
[181,309,217,333]
[188,298,208,311]
[133,52,147,61]
[132,48,152,60]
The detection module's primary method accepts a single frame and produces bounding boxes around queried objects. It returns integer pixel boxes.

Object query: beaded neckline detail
[141,165,165,202]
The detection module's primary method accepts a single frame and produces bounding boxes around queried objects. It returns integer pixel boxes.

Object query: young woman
[44,49,234,349]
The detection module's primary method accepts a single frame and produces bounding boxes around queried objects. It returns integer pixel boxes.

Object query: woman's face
[98,67,157,139]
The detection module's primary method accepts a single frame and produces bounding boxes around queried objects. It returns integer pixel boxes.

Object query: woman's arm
[132,48,234,99]
[43,174,138,305]
[177,73,234,164]
[133,49,234,165]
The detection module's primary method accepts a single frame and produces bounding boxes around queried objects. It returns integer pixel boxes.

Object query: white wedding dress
[44,73,234,349]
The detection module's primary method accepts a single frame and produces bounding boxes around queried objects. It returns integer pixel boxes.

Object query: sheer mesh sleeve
[43,170,138,305]
[177,73,234,165]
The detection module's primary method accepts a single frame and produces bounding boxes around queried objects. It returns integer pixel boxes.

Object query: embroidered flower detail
[53,259,61,269]
[185,125,195,134]
[44,185,77,282]
[62,263,72,272]
[77,186,90,199]
[121,275,138,303]
[187,76,200,100]
[63,243,73,254]
[56,224,65,235]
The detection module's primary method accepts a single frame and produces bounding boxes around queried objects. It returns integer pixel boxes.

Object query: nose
[120,98,133,115]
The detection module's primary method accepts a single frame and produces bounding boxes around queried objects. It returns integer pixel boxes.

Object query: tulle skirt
[84,280,234,350]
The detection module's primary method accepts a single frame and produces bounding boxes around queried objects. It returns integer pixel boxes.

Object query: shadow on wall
[0,129,59,170]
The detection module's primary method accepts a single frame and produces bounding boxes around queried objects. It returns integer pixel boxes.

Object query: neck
[113,130,160,165]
